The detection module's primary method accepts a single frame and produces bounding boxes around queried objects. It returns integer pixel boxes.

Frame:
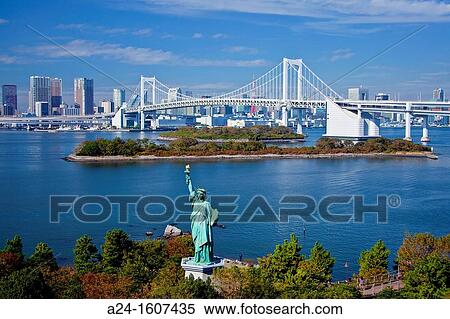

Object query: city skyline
[1,0,450,111]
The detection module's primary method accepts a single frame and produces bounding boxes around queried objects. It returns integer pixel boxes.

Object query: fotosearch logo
[49,194,400,224]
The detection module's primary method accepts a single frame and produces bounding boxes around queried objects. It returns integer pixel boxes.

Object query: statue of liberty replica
[181,164,223,279]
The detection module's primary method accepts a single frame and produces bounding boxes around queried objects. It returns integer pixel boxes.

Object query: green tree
[0,268,51,298]
[147,261,217,298]
[306,242,335,283]
[258,234,304,283]
[403,253,450,298]
[28,242,58,271]
[359,240,390,279]
[121,239,168,288]
[74,235,101,274]
[102,229,132,273]
[3,235,24,262]
[322,283,361,299]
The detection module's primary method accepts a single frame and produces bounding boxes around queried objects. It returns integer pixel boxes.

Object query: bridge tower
[404,102,412,141]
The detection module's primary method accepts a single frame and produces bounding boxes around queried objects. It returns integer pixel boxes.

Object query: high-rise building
[2,85,17,116]
[50,78,63,114]
[29,76,51,114]
[74,78,94,115]
[348,86,369,101]
[113,88,125,112]
[35,101,49,117]
[100,100,114,113]
[375,93,390,101]
[167,88,183,115]
[184,91,195,115]
[433,88,445,102]
[168,87,182,102]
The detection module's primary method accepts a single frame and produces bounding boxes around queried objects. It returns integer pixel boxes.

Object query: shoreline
[65,151,438,163]
[157,136,305,143]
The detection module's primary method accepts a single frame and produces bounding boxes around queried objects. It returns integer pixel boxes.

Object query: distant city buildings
[61,104,80,116]
[113,88,125,112]
[50,78,63,115]
[2,84,17,116]
[100,100,114,113]
[348,86,369,100]
[74,78,94,115]
[433,88,445,102]
[35,101,49,117]
[29,76,51,114]
[375,93,390,101]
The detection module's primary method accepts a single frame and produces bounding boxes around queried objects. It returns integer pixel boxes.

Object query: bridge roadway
[123,98,450,115]
[125,98,327,113]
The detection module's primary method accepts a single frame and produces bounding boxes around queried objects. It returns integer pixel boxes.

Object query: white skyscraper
[168,87,182,102]
[29,76,51,114]
[113,88,125,112]
[348,86,369,101]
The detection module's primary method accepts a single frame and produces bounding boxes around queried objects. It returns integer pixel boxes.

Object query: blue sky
[1,0,450,111]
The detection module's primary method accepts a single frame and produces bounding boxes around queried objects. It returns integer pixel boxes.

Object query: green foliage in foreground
[75,136,431,157]
[0,231,447,299]
[161,125,303,140]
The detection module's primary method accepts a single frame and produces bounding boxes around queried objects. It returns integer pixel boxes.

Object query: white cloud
[0,18,8,25]
[56,23,87,30]
[330,48,354,62]
[192,32,203,39]
[132,28,152,36]
[56,24,152,37]
[29,39,267,67]
[223,46,258,54]
[126,0,450,24]
[0,54,17,64]
[212,33,228,39]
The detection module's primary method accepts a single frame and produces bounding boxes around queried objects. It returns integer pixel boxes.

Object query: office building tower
[375,93,390,101]
[35,102,49,117]
[348,86,369,101]
[100,100,114,113]
[74,78,94,115]
[2,84,17,116]
[50,78,63,115]
[29,76,51,114]
[113,88,125,112]
[433,88,445,102]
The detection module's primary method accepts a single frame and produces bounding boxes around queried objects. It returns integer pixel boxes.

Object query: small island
[66,136,436,162]
[159,126,304,142]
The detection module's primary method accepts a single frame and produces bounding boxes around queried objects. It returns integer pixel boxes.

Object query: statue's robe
[189,193,218,264]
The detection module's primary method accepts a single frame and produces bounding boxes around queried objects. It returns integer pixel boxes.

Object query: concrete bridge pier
[281,106,288,127]
[296,122,303,135]
[139,110,145,130]
[404,102,412,141]
[421,116,430,143]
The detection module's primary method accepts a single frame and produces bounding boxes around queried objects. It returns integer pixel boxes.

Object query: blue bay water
[0,127,449,279]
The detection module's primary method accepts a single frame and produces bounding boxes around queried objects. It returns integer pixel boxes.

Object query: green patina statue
[185,164,219,265]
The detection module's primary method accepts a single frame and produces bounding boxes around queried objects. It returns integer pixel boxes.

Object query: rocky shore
[65,151,438,163]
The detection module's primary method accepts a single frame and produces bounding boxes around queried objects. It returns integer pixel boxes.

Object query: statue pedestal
[181,257,224,281]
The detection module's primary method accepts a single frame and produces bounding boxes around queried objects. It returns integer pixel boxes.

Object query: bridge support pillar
[296,122,303,135]
[421,116,430,143]
[404,102,412,141]
[139,111,145,130]
[281,106,288,127]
